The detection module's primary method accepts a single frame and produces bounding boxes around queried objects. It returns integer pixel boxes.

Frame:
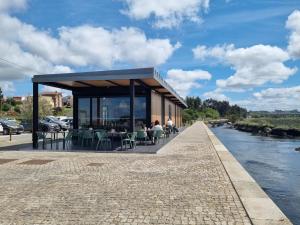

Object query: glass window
[78,98,90,128]
[78,96,146,130]
[135,97,146,129]
[99,97,130,130]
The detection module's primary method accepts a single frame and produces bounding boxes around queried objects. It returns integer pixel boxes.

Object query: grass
[237,117,300,130]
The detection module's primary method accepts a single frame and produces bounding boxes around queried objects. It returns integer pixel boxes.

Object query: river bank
[234,122,300,138]
[211,125,300,225]
[229,117,300,138]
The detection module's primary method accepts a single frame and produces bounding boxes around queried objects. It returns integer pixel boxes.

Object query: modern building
[41,91,63,108]
[32,68,187,148]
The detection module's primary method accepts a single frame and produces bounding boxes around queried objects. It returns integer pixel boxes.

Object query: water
[211,125,300,225]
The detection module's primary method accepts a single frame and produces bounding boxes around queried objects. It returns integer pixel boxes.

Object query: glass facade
[78,98,90,128]
[78,96,146,130]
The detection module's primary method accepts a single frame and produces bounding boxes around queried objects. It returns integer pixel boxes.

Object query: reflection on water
[211,125,300,225]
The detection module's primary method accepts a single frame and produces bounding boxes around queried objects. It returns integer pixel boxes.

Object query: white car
[0,124,3,133]
[56,116,69,121]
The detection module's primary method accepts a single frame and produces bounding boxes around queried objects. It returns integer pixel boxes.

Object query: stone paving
[0,122,251,225]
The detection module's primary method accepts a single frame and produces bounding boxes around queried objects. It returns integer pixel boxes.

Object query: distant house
[62,95,73,108]
[12,96,26,103]
[41,91,63,108]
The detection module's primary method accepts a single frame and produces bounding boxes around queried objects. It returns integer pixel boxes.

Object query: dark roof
[32,67,187,107]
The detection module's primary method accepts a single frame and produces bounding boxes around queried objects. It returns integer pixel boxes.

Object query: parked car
[61,118,73,129]
[20,120,32,132]
[0,119,24,135]
[0,124,3,133]
[56,116,69,121]
[39,120,60,132]
[44,116,70,130]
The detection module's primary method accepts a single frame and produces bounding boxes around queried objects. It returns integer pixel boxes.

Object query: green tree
[14,105,21,113]
[2,103,11,112]
[20,96,53,121]
[6,97,16,107]
[186,96,202,110]
[199,107,220,120]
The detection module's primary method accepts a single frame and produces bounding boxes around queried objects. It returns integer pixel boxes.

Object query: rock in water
[295,147,300,152]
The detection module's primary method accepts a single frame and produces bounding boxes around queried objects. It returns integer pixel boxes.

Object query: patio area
[2,128,183,154]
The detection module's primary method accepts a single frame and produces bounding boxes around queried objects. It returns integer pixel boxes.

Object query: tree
[6,97,17,107]
[2,103,11,112]
[20,96,53,121]
[199,107,220,120]
[186,96,202,110]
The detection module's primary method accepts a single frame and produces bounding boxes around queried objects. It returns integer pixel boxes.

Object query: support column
[32,82,39,149]
[73,94,78,129]
[146,89,151,128]
[175,104,177,126]
[161,94,165,125]
[130,79,135,132]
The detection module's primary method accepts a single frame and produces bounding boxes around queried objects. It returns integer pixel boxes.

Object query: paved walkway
[0,122,251,225]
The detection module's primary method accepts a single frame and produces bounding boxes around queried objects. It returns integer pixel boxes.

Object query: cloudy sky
[0,0,300,111]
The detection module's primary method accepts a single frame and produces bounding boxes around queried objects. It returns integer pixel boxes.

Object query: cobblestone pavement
[0,122,251,225]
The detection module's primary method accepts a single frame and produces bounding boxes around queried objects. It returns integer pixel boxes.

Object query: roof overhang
[32,67,187,108]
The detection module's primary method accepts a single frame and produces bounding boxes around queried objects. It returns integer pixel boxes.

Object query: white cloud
[193,44,234,62]
[121,0,210,28]
[193,44,297,91]
[0,0,27,12]
[286,10,300,59]
[0,4,180,93]
[59,26,181,67]
[233,86,300,111]
[0,81,15,93]
[203,89,229,101]
[166,69,211,97]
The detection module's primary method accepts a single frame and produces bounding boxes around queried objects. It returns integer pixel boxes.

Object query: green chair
[136,130,149,145]
[37,131,52,149]
[121,132,137,150]
[95,131,112,150]
[81,130,94,147]
[153,130,164,144]
[64,131,73,149]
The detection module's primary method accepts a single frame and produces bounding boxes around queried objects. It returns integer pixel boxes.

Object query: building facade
[41,91,63,108]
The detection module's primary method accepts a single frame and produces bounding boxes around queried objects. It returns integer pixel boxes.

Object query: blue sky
[1,0,300,110]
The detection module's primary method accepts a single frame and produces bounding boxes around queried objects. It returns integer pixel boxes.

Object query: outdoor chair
[153,130,164,144]
[95,131,112,150]
[81,130,94,147]
[121,132,137,150]
[164,127,171,138]
[64,131,73,149]
[136,130,149,145]
[37,131,52,149]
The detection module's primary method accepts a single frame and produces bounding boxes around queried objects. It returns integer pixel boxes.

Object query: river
[211,125,300,225]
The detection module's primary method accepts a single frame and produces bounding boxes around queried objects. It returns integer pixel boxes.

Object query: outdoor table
[107,131,127,149]
[47,130,67,150]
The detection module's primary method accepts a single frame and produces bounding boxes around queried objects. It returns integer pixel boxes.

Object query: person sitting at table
[151,120,163,131]
[167,118,173,132]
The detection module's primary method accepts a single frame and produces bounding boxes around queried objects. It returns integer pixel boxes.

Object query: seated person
[151,120,163,131]
[167,118,173,128]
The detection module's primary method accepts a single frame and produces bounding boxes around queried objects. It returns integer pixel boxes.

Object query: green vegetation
[237,117,300,130]
[20,96,53,121]
[183,97,247,124]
